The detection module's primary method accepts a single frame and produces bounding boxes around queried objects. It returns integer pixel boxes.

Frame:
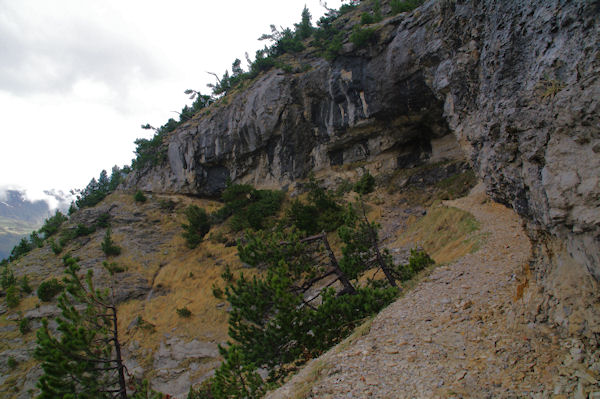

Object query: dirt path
[267,188,567,398]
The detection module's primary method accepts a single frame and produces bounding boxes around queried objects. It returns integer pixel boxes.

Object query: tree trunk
[360,201,398,288]
[321,232,356,295]
[111,305,128,399]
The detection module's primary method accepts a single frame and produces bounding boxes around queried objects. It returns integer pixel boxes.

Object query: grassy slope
[0,157,482,397]
[0,192,236,397]
[393,202,483,265]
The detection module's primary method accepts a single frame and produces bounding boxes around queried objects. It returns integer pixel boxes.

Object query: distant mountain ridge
[0,190,50,223]
[0,189,69,260]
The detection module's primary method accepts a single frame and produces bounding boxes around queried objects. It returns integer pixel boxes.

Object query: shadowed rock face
[129,62,449,196]
[127,1,599,336]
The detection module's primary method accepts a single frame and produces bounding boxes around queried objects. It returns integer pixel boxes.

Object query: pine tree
[101,228,122,257]
[295,6,313,40]
[39,210,68,238]
[10,237,33,260]
[30,231,44,248]
[108,166,123,191]
[1,264,16,290]
[34,256,127,399]
[209,345,266,399]
[192,177,412,397]
[181,205,211,248]
[98,170,110,194]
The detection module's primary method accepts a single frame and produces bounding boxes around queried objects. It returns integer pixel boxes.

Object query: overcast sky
[0,0,344,203]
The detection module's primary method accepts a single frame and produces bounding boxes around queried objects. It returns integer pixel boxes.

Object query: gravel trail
[267,190,567,398]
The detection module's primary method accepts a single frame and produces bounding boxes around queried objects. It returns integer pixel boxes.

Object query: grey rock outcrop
[127,0,599,338]
[151,337,220,398]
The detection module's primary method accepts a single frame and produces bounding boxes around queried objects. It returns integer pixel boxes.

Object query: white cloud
[0,0,166,96]
[0,184,72,211]
[0,0,344,194]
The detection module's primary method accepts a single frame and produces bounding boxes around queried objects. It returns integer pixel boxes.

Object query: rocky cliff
[2,1,598,397]
[129,0,599,342]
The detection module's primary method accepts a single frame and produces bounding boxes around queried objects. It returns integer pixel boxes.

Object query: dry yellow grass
[392,201,482,264]
[1,169,484,397]
[1,190,238,397]
[112,193,239,369]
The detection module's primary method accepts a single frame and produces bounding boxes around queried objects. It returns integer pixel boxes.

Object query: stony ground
[267,188,589,399]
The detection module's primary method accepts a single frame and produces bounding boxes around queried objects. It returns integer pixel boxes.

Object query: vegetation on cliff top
[130,0,424,173]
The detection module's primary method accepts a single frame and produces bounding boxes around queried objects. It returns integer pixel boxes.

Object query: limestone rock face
[127,0,599,337]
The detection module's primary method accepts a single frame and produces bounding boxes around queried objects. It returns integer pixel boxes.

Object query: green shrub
[361,12,375,25]
[339,1,358,14]
[350,26,376,48]
[196,172,408,396]
[74,168,122,209]
[37,278,63,302]
[323,32,344,60]
[56,221,95,249]
[134,92,213,170]
[1,265,16,290]
[101,228,121,257]
[394,248,435,281]
[408,248,434,273]
[182,205,211,248]
[158,199,177,211]
[133,130,169,171]
[29,231,44,248]
[218,183,255,219]
[287,199,320,235]
[208,345,266,399]
[354,171,376,195]
[213,184,284,231]
[361,9,383,25]
[6,285,19,308]
[390,0,424,14]
[335,179,354,196]
[96,213,110,228]
[269,28,305,55]
[309,286,397,350]
[232,190,284,231]
[134,190,147,203]
[312,8,344,61]
[295,6,313,40]
[49,239,63,255]
[19,317,31,334]
[338,212,379,280]
[58,229,77,247]
[130,379,163,398]
[74,224,95,238]
[103,261,125,275]
[176,307,192,318]
[286,177,346,235]
[7,356,17,370]
[19,275,32,294]
[10,237,33,260]
[40,211,68,238]
[212,284,224,299]
[209,231,229,245]
[132,316,156,332]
